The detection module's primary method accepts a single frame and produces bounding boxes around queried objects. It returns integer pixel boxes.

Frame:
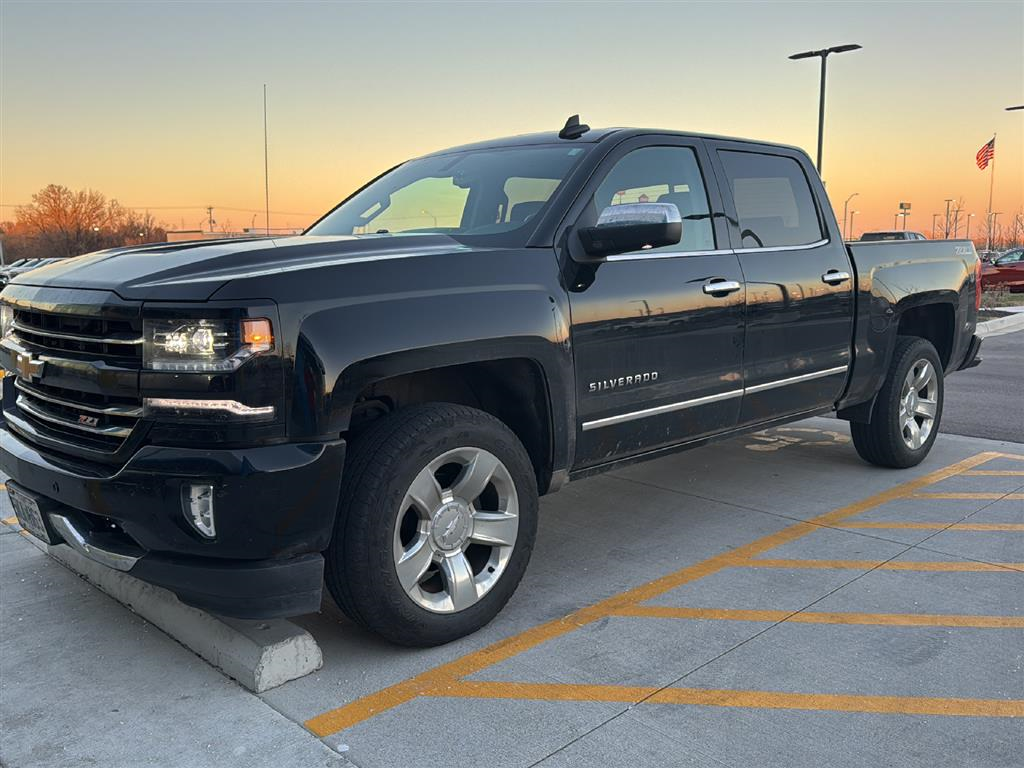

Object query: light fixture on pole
[1007,105,1024,111]
[842,192,859,240]
[788,44,862,174]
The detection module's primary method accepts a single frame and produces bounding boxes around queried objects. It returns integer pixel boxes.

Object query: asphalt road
[944,328,1023,442]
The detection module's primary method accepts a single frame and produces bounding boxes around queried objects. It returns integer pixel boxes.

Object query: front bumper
[1,426,346,618]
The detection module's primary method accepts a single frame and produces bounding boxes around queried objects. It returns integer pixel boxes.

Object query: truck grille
[12,307,143,366]
[7,306,143,456]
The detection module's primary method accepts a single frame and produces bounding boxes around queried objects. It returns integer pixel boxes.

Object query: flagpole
[986,133,996,253]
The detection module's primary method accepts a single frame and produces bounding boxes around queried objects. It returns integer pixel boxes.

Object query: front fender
[279,248,574,472]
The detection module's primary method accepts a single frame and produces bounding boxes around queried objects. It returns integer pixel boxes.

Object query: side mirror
[577,203,682,258]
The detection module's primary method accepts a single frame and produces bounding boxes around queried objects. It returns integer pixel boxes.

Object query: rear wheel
[851,336,944,468]
[326,403,538,646]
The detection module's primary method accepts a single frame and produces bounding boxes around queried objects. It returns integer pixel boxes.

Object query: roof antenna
[558,114,590,140]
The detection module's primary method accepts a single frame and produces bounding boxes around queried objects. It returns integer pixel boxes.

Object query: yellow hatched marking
[745,559,1024,572]
[304,451,1003,736]
[963,470,1024,476]
[910,493,1024,500]
[611,605,1024,628]
[844,522,1024,532]
[432,681,1024,718]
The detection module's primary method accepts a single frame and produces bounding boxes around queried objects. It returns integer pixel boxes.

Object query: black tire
[325,403,538,646]
[851,336,944,468]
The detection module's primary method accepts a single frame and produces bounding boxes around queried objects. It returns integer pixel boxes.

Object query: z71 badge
[589,371,659,393]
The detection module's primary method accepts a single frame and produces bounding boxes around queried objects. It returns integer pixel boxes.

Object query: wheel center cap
[431,500,472,551]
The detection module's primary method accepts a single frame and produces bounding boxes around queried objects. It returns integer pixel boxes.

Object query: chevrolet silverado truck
[0,119,983,646]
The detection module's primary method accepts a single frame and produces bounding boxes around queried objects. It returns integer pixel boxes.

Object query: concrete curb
[977,313,1024,337]
[18,530,322,693]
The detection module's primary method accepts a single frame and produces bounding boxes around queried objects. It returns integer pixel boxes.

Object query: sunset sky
[2,0,1021,238]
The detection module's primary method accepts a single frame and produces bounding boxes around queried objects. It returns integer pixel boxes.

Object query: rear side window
[719,151,823,248]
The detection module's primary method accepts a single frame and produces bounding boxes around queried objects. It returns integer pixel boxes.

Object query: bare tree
[1,184,165,261]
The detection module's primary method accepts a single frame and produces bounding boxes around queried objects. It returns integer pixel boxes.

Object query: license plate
[8,486,51,544]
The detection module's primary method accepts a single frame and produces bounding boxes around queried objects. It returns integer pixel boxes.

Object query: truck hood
[8,234,473,301]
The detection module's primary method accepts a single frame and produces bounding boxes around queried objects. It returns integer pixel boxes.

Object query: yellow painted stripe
[963,470,1024,476]
[910,493,1024,500]
[611,605,1024,628]
[2,516,18,526]
[303,451,1003,736]
[844,522,1024,532]
[432,680,1024,718]
[994,452,1024,462]
[744,559,1024,572]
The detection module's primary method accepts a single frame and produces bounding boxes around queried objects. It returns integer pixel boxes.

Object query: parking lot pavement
[2,417,1022,768]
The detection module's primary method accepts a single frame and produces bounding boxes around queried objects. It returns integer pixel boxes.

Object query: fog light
[183,484,216,538]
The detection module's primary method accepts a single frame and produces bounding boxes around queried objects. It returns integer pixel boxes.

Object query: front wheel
[326,403,538,646]
[851,336,944,468]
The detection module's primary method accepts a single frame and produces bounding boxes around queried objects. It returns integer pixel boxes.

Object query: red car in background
[981,248,1024,292]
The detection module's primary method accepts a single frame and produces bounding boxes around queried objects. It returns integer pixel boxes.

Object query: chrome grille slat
[14,379,143,418]
[16,395,134,438]
[11,307,143,367]
[11,320,143,345]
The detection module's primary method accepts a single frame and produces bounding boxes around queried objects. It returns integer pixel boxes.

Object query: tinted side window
[719,151,823,248]
[591,146,715,252]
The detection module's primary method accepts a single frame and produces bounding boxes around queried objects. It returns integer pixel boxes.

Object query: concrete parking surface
[3,416,1023,765]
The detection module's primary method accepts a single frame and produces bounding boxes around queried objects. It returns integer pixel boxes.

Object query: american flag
[976,138,995,170]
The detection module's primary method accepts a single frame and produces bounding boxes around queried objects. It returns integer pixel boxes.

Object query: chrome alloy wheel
[392,447,519,613]
[899,358,939,450]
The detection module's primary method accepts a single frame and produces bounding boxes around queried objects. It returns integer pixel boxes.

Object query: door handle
[822,270,851,285]
[702,279,742,296]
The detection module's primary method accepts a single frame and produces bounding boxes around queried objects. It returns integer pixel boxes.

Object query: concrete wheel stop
[19,531,323,693]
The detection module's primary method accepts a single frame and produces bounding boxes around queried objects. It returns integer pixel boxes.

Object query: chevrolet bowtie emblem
[15,351,45,382]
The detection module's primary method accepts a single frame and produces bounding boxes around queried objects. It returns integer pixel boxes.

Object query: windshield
[307,145,589,246]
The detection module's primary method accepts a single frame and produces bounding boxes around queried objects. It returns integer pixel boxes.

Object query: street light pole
[943,198,953,239]
[966,213,975,241]
[988,212,1003,252]
[932,213,940,239]
[842,192,859,240]
[788,44,862,175]
[849,210,859,238]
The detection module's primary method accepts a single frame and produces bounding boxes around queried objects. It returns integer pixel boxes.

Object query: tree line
[0,184,166,264]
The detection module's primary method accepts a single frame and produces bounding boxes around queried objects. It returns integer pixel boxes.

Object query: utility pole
[205,206,216,233]
[788,44,862,175]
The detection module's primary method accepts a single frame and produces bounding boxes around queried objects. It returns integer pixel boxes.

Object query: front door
[711,144,854,424]
[565,139,746,468]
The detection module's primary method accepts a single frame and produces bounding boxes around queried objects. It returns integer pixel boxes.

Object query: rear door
[564,137,745,468]
[709,143,853,424]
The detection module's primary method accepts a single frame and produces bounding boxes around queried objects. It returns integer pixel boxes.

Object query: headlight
[143,317,273,371]
[0,303,12,340]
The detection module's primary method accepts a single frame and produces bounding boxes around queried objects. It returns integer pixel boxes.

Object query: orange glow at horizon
[1,2,1020,241]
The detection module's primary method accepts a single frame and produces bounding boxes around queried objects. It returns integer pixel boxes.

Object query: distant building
[165,227,303,243]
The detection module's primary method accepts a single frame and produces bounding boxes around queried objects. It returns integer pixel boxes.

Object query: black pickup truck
[0,119,982,645]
